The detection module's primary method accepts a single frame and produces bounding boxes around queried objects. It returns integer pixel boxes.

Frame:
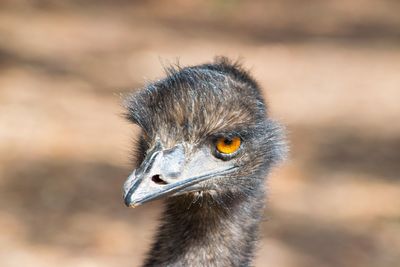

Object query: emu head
[123,58,285,207]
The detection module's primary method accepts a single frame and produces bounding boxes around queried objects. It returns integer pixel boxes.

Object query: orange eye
[216,137,241,154]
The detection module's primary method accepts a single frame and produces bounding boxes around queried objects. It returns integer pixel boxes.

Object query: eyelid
[213,136,242,160]
[211,131,243,139]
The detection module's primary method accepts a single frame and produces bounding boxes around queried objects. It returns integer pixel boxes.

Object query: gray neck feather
[143,186,265,267]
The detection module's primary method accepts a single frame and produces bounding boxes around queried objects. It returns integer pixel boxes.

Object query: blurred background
[0,1,399,266]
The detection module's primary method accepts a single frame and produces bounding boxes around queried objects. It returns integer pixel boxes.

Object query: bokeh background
[1,1,400,266]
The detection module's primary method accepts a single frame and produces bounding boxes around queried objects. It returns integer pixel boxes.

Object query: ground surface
[0,1,400,267]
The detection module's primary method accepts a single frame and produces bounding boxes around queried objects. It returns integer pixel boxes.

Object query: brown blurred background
[0,1,399,266]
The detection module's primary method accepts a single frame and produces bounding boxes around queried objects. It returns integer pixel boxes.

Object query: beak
[123,142,237,207]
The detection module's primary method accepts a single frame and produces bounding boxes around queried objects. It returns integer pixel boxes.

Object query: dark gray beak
[123,142,237,207]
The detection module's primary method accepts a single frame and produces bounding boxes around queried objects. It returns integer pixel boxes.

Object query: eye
[215,136,241,155]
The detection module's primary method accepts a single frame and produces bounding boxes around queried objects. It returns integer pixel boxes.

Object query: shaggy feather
[124,57,286,267]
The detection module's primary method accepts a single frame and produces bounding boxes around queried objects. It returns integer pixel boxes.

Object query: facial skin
[123,60,285,207]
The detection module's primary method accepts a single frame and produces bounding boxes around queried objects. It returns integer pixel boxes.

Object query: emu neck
[143,189,265,267]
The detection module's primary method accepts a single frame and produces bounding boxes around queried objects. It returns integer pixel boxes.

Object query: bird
[122,57,286,267]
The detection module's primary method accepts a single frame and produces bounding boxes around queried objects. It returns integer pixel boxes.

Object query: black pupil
[224,138,233,145]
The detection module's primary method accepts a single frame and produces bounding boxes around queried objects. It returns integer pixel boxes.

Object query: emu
[123,58,286,267]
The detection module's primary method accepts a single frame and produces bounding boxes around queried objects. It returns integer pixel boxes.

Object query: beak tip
[123,196,132,207]
[124,195,141,208]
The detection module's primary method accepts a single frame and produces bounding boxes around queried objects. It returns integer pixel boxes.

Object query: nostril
[151,175,168,185]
